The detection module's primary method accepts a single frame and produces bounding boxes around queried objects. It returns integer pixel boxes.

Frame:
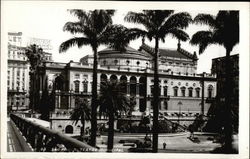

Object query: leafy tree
[59,10,138,147]
[98,81,129,152]
[124,10,192,152]
[70,97,91,137]
[190,11,239,153]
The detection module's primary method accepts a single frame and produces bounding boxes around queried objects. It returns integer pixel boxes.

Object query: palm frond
[161,12,192,30]
[190,31,213,54]
[193,13,216,27]
[165,28,190,42]
[124,12,153,30]
[70,98,91,125]
[143,10,174,27]
[63,22,84,34]
[69,9,88,21]
[59,37,91,53]
[91,10,114,35]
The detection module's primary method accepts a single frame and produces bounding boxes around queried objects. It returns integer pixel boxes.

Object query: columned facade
[31,43,216,134]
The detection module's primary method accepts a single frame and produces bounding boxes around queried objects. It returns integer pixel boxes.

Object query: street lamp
[177,101,183,124]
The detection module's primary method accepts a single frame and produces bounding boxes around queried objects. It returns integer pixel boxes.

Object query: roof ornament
[177,39,181,49]
[193,51,198,61]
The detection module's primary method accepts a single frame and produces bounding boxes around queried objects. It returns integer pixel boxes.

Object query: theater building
[31,40,216,134]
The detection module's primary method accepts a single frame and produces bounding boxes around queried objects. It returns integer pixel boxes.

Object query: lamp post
[177,101,183,124]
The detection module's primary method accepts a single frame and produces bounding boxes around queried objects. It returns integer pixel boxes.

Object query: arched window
[195,88,200,98]
[120,75,127,94]
[100,74,108,85]
[173,86,178,97]
[181,87,186,97]
[55,75,64,90]
[188,87,193,97]
[208,85,213,98]
[65,125,74,134]
[74,80,80,93]
[110,75,118,83]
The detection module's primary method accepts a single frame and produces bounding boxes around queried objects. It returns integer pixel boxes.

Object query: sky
[2,1,239,73]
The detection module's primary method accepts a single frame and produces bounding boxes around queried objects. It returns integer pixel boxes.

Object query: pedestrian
[163,142,166,149]
[188,124,194,139]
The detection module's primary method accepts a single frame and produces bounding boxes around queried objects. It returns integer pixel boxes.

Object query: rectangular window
[174,88,178,96]
[208,90,212,98]
[164,87,168,96]
[74,82,79,93]
[17,69,20,76]
[181,89,185,97]
[83,82,88,93]
[196,90,200,98]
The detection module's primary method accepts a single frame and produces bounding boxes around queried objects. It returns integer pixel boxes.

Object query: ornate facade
[32,40,217,134]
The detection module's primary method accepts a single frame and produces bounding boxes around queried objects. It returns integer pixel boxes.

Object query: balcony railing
[10,113,98,152]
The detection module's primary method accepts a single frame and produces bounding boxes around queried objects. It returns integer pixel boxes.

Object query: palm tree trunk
[152,37,160,153]
[90,46,98,147]
[81,117,85,137]
[224,48,233,152]
[107,112,114,152]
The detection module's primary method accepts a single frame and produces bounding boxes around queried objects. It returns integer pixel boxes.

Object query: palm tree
[190,11,239,153]
[25,44,44,113]
[70,97,91,138]
[59,10,138,147]
[124,10,192,152]
[98,81,129,152]
[25,44,44,71]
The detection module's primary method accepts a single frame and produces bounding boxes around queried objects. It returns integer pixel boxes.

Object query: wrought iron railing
[10,113,98,152]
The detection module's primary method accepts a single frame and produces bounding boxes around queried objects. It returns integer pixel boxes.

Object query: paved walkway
[7,118,23,152]
[97,132,223,153]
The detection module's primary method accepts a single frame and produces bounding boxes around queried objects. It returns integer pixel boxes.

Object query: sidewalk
[7,118,23,152]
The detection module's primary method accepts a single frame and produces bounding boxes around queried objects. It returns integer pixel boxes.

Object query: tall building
[31,40,217,134]
[7,32,53,112]
[211,54,239,131]
[7,32,30,111]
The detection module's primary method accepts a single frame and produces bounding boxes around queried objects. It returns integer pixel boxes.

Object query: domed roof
[98,46,151,60]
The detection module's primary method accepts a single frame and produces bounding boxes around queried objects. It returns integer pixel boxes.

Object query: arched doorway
[65,125,74,134]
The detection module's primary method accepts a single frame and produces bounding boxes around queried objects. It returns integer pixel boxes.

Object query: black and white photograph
[1,1,249,159]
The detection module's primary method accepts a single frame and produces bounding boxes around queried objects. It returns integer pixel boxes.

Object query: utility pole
[201,72,205,115]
